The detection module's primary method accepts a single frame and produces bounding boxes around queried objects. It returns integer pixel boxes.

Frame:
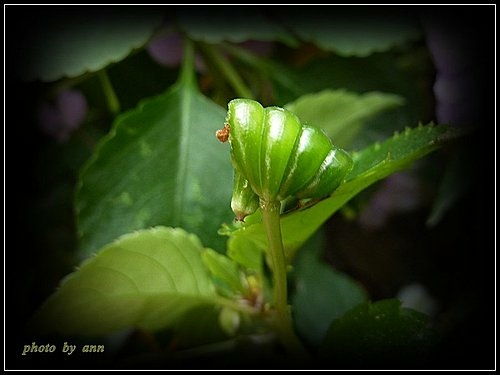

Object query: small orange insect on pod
[216,123,230,143]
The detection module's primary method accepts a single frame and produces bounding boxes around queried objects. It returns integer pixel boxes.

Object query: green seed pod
[222,99,353,203]
[231,169,260,221]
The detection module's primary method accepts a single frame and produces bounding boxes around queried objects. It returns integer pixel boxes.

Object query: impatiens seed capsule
[214,100,356,343]
[230,170,260,221]
[216,99,354,218]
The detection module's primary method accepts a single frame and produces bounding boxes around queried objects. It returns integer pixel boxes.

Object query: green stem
[260,200,288,317]
[260,199,309,358]
[52,71,97,95]
[98,69,120,115]
[178,36,196,88]
[221,43,303,97]
[197,42,254,99]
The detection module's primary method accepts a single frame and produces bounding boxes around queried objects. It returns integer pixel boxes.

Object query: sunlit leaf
[202,249,248,297]
[227,238,264,276]
[30,227,217,336]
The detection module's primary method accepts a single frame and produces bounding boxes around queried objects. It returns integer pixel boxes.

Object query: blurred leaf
[107,50,179,112]
[226,124,453,263]
[202,249,248,297]
[30,227,217,336]
[21,8,164,81]
[319,299,438,368]
[292,232,368,347]
[285,89,404,148]
[280,8,421,57]
[295,53,420,99]
[227,235,263,273]
[176,8,296,46]
[287,52,431,148]
[76,74,233,258]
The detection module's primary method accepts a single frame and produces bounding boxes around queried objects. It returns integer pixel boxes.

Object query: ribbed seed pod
[230,170,260,222]
[219,98,353,217]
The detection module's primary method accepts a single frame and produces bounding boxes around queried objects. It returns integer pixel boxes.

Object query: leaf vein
[116,246,180,292]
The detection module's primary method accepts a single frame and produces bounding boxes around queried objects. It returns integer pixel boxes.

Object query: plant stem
[197,42,254,99]
[260,200,288,317]
[260,199,309,358]
[98,69,120,115]
[179,37,196,88]
[221,43,303,97]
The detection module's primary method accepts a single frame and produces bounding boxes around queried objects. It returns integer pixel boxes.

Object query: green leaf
[176,8,296,46]
[348,125,450,177]
[286,52,430,148]
[285,89,404,148]
[202,249,248,297]
[226,124,453,262]
[21,8,164,81]
[227,235,264,273]
[319,299,438,368]
[30,227,217,336]
[76,75,233,258]
[280,8,421,57]
[292,232,368,347]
